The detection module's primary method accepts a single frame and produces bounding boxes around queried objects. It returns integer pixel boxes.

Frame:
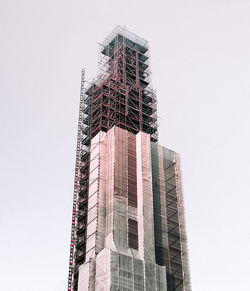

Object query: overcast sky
[0,0,250,290]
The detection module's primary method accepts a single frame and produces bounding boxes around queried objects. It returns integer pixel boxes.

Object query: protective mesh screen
[128,132,137,207]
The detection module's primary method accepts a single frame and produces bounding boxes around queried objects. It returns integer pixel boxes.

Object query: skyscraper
[68,26,191,291]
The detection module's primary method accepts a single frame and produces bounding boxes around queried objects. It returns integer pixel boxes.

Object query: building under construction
[68,26,191,291]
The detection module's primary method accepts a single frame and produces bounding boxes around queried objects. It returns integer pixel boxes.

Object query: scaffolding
[68,27,191,291]
[68,27,158,291]
[85,26,158,143]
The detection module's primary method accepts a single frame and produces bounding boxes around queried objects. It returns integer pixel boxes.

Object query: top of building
[102,26,148,50]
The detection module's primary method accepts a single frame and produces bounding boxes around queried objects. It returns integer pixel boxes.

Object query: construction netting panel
[136,132,164,290]
[94,248,168,291]
[161,147,192,291]
[110,250,119,290]
[150,143,192,291]
[133,258,144,291]
[78,259,95,291]
[144,262,156,290]
[137,132,144,261]
[151,143,169,268]
[104,128,115,247]
[114,127,128,198]
[89,259,96,290]
[77,262,89,291]
[127,131,138,240]
[118,253,134,290]
[175,154,192,291]
[136,132,155,262]
[86,132,107,261]
[162,147,184,291]
[85,134,100,261]
[95,249,148,291]
[95,248,111,291]
[113,127,129,252]
[127,132,137,207]
[155,265,168,291]
[94,248,144,291]
[96,132,107,254]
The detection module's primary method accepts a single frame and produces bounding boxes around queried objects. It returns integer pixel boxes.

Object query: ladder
[67,69,85,291]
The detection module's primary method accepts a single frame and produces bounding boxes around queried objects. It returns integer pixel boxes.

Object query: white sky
[0,0,250,290]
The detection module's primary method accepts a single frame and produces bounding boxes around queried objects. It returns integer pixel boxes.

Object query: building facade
[68,27,191,291]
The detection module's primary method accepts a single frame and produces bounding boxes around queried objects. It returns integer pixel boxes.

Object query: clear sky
[0,0,250,290]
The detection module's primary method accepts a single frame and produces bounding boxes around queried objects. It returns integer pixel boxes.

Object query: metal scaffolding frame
[85,27,158,143]
[68,27,158,291]
[68,27,191,291]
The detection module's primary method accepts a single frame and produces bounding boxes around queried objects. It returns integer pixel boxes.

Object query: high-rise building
[68,26,191,291]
